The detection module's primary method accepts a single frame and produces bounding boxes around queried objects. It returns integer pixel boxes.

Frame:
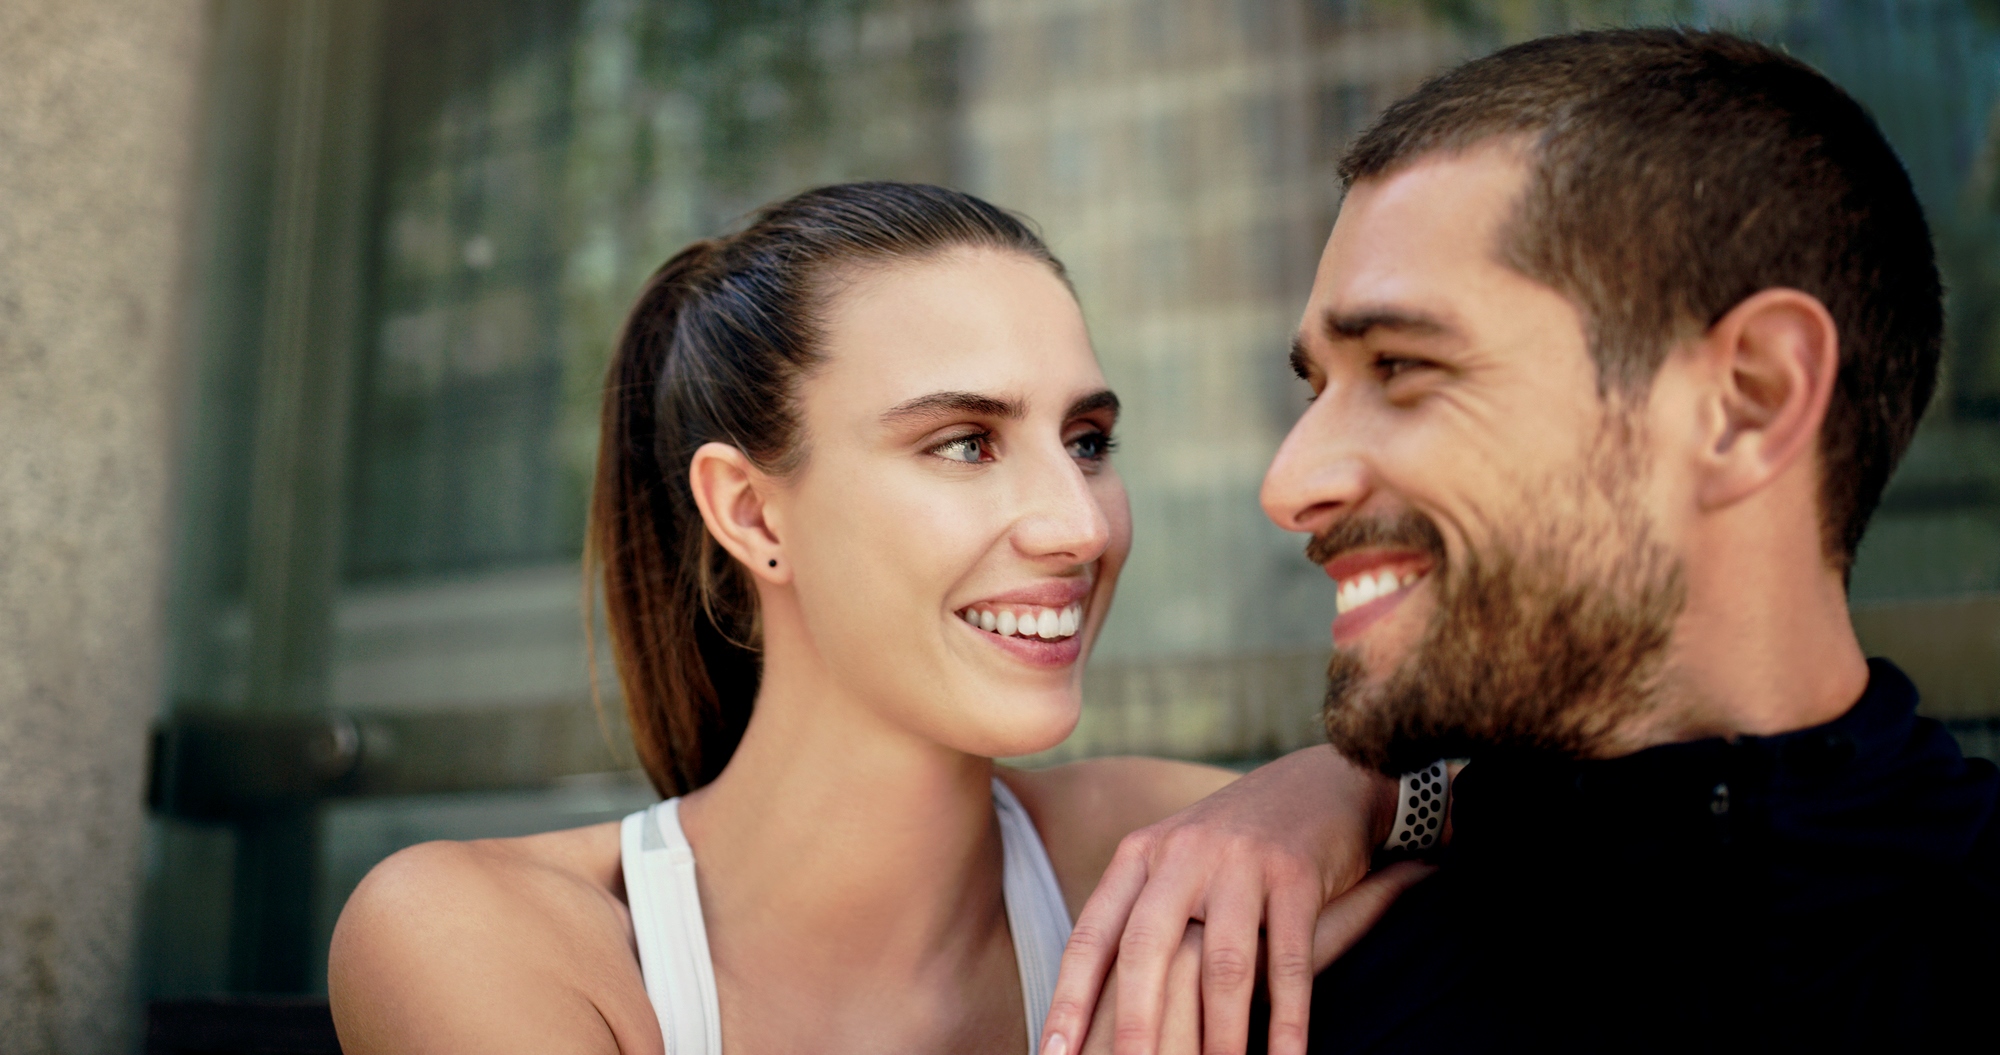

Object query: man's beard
[1316,431,1686,775]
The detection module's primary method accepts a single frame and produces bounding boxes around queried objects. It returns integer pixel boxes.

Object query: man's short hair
[1341,28,1942,574]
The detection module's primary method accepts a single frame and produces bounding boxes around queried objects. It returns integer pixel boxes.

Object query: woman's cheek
[1098,474,1135,567]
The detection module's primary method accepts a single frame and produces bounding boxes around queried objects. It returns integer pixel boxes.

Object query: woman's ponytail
[591,241,756,796]
[588,183,1064,797]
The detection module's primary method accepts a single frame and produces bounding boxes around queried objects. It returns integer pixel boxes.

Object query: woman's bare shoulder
[329,821,663,1055]
[999,758,1237,918]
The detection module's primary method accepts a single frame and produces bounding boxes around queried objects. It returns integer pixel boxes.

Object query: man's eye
[931,434,990,464]
[1066,429,1118,462]
[1375,354,1426,380]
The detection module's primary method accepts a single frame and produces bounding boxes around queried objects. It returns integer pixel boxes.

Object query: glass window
[149,0,2000,999]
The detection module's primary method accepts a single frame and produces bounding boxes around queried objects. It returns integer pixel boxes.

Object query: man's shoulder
[1289,865,1503,1053]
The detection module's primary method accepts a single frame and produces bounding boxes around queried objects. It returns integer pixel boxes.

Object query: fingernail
[1041,1034,1068,1055]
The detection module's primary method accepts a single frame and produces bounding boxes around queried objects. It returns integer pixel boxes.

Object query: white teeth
[1353,575,1381,607]
[959,601,1087,641]
[1334,567,1424,615]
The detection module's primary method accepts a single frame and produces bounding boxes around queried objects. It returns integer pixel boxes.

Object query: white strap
[993,777,1073,1048]
[624,782,1072,1055]
[621,801,722,1055]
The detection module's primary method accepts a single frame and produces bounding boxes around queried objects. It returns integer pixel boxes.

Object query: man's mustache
[1305,510,1447,567]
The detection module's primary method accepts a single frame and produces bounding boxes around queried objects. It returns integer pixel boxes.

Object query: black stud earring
[768,559,778,567]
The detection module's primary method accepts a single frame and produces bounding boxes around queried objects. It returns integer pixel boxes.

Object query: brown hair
[589,182,1065,797]
[1341,28,1943,575]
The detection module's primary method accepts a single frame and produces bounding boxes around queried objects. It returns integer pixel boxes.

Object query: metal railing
[151,594,2000,816]
[145,593,2000,992]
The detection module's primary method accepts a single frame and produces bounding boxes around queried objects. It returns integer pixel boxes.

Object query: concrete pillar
[0,2,208,1051]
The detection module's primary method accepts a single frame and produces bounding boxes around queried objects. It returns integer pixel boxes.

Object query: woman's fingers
[1311,860,1437,970]
[1080,929,1204,1055]
[1111,864,1207,1055]
[1261,880,1324,1055]
[1162,924,1206,1055]
[1076,964,1120,1055]
[1195,874,1264,1055]
[1083,864,1431,1055]
[1049,749,1405,1055]
[1044,841,1153,1055]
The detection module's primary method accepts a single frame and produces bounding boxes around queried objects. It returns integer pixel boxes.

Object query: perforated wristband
[1385,760,1449,853]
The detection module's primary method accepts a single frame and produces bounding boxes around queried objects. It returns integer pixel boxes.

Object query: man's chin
[1322,649,1488,775]
[1321,650,1401,773]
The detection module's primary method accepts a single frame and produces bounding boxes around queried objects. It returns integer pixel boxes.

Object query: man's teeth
[1335,568,1422,615]
[959,602,1085,641]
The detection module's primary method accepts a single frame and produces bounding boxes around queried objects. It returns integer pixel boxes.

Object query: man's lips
[1324,550,1433,644]
[1323,548,1431,589]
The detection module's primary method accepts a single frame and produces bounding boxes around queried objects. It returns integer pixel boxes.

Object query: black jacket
[1294,660,2000,1053]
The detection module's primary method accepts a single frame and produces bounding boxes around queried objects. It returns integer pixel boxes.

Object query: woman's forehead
[810,249,1103,415]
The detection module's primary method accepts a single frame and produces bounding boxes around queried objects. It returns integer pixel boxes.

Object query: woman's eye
[931,434,990,464]
[1066,429,1117,462]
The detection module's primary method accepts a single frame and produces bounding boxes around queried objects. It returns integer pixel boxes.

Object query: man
[1039,28,2000,1055]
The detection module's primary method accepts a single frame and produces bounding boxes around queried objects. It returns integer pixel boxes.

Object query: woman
[328,182,1405,1055]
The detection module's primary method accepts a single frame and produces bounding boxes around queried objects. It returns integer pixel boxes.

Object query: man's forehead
[1299,145,1535,346]
[1339,136,1534,222]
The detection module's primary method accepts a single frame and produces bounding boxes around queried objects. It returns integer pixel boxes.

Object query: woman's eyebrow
[879,390,1025,425]
[1065,389,1120,421]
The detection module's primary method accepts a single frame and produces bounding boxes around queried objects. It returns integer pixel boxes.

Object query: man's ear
[1693,288,1840,511]
[687,441,790,584]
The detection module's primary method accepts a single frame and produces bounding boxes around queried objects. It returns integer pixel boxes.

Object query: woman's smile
[958,602,1083,641]
[953,576,1095,668]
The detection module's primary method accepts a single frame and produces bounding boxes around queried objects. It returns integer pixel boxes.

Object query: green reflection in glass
[344,0,953,582]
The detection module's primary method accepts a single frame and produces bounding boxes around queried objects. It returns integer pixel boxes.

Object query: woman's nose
[1262,398,1371,534]
[1010,448,1112,563]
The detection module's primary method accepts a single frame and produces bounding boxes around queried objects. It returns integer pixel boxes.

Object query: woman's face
[770,246,1130,758]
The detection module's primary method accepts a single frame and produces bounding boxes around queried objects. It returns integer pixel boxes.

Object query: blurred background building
[6,0,2000,1049]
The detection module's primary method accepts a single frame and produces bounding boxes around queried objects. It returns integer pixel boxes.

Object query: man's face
[1263,144,1686,773]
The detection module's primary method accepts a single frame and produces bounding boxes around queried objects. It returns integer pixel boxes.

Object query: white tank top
[620,778,1073,1055]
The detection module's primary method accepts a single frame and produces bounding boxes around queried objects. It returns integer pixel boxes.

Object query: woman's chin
[952,692,1083,761]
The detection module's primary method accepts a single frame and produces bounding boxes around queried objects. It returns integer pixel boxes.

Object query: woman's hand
[1068,864,1434,1055]
[1039,746,1408,1055]
[1075,924,1205,1055]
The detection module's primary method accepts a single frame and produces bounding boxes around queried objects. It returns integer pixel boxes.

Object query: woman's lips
[956,601,1083,641]
[962,622,1086,669]
[954,593,1091,669]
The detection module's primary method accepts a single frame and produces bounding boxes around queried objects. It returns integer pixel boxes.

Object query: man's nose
[1011,447,1112,563]
[1261,398,1371,534]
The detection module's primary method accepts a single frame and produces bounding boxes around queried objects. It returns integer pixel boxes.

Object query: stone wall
[0,2,207,1050]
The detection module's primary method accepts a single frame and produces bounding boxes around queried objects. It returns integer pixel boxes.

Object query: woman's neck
[673,643,1010,989]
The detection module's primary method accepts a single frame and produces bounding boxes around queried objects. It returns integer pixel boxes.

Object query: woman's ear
[1694,288,1840,511]
[687,441,790,584]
